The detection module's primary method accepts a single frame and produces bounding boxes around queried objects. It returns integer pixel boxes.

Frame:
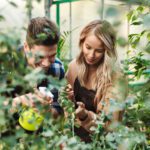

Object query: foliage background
[0,0,150,149]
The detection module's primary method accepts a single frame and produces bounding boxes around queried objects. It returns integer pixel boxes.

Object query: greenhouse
[0,0,150,149]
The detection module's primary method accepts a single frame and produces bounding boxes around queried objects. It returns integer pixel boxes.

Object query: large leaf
[0,15,5,21]
[8,1,18,7]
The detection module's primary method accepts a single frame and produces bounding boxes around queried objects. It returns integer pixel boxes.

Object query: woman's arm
[98,73,128,129]
[65,59,78,101]
[75,102,97,133]
[76,73,128,133]
[65,59,78,87]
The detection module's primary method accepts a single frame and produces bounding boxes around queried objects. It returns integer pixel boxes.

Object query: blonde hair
[76,20,117,106]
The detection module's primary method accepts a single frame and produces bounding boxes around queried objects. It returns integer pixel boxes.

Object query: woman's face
[82,33,105,66]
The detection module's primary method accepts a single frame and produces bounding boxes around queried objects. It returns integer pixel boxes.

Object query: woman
[65,20,128,142]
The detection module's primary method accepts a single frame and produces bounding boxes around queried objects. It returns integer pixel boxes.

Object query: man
[23,17,64,80]
[12,17,64,123]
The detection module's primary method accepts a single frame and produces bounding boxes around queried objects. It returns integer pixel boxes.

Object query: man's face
[24,42,57,71]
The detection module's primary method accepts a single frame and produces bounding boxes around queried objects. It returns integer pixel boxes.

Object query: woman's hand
[75,102,88,121]
[65,84,75,101]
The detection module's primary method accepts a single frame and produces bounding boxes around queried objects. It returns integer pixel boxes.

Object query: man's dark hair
[26,17,60,48]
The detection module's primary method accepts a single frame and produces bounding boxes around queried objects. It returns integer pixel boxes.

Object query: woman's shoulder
[66,59,78,87]
[68,59,78,68]
[68,59,79,75]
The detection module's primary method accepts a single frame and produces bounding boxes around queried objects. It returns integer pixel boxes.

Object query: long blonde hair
[76,20,117,105]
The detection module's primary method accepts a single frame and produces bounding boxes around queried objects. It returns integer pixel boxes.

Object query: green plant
[122,4,150,149]
[1,1,150,150]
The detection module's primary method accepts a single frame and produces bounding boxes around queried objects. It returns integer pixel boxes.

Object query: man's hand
[34,88,53,105]
[12,93,35,108]
[75,102,88,121]
[12,89,53,111]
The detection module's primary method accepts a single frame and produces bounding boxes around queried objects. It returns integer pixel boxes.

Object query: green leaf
[137,69,143,79]
[42,130,54,137]
[106,133,115,142]
[127,10,134,22]
[57,30,70,58]
[128,34,138,38]
[147,33,150,41]
[0,15,5,21]
[2,136,17,147]
[36,0,42,2]
[9,1,18,7]
[113,21,121,27]
[128,34,140,48]
[117,37,128,47]
[36,33,47,41]
[144,42,150,53]
[127,50,132,55]
[0,110,6,125]
[136,6,144,13]
[140,30,147,36]
[131,21,143,25]
[131,15,137,23]
[106,7,119,17]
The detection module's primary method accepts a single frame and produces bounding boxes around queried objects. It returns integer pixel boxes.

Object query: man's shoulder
[54,58,63,65]
[48,57,65,80]
[50,58,64,68]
